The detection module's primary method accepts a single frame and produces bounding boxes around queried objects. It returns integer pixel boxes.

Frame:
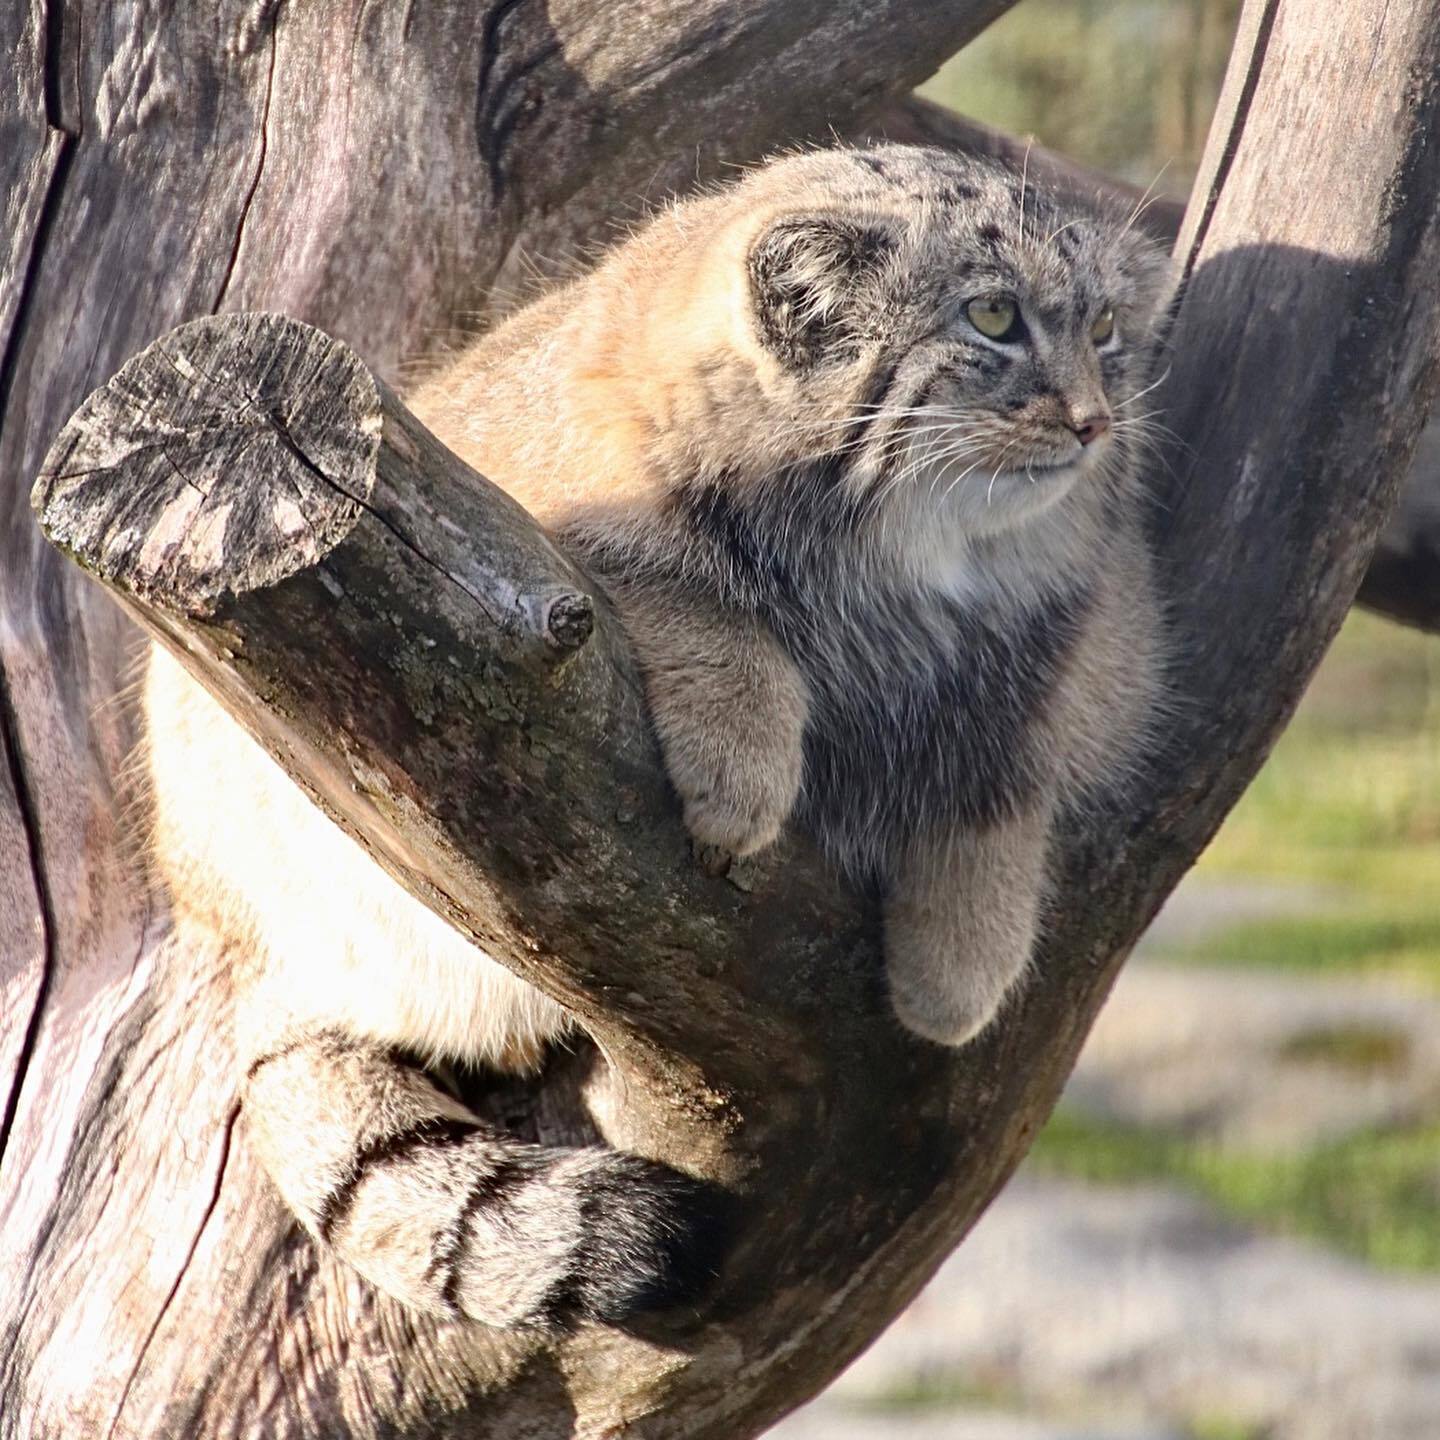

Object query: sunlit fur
[144,144,1172,1330]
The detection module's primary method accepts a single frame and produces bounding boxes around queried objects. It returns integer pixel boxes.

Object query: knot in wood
[541,590,595,651]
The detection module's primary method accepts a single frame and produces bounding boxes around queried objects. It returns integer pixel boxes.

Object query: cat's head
[724,145,1174,536]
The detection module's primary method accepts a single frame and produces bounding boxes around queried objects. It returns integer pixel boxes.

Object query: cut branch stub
[30,316,631,1019]
[34,314,599,661]
[539,588,596,650]
[35,319,378,617]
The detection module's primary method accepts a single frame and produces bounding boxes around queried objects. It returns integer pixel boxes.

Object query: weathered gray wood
[0,724,45,1154]
[0,0,51,1122]
[31,0,1440,1408]
[7,1,1440,1437]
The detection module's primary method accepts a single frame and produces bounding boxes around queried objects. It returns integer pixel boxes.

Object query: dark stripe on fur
[557,1156,735,1324]
[432,1153,536,1315]
[244,1029,347,1083]
[316,1115,477,1243]
[682,455,861,607]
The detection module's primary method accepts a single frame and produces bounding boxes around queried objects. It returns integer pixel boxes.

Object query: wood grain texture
[0,719,45,1159]
[0,0,53,1121]
[6,0,1440,1436]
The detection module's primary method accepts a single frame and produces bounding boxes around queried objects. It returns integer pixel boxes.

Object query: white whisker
[1119,161,1172,242]
[1043,218,1081,249]
[1018,138,1033,246]
[1115,363,1172,411]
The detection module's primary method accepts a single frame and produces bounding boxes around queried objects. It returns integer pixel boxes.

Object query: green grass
[920,0,1240,192]
[1167,911,1440,987]
[848,1373,1273,1440]
[1278,1023,1412,1073]
[1195,612,1440,900]
[1032,1108,1440,1271]
[839,1370,1014,1415]
[1185,1416,1271,1440]
[1034,613,1440,1271]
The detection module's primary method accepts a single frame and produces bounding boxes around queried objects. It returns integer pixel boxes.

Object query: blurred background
[773,3,1440,1438]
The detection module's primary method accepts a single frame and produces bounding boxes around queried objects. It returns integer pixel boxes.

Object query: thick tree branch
[36,0,1440,1400]
[32,314,850,1115]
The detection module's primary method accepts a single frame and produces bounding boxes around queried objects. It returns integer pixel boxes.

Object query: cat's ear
[747,214,893,367]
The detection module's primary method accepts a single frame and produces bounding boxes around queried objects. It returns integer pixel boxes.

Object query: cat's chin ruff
[870,452,1119,616]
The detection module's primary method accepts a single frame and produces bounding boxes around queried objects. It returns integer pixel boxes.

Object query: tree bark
[4,1,1440,1437]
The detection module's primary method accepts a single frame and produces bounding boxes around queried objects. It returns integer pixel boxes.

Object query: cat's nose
[1069,412,1111,447]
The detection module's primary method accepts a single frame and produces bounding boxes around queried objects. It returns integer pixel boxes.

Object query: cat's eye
[1090,307,1116,345]
[967,296,1019,341]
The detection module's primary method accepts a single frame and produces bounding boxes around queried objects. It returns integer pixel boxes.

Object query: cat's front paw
[674,751,799,861]
[887,958,1007,1047]
[634,618,809,867]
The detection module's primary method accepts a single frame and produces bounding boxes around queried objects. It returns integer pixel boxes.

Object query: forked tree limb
[7,0,1440,1435]
[30,0,1440,1419]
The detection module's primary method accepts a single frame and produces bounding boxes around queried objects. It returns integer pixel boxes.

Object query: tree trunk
[4,1,1440,1437]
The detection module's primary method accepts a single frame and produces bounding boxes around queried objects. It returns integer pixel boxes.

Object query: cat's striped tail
[243,1030,727,1327]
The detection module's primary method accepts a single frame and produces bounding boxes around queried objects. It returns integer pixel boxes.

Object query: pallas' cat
[144,144,1169,1327]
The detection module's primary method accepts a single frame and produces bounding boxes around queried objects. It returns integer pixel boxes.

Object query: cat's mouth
[999,435,1109,482]
[1012,454,1077,477]
[895,434,1102,522]
[988,451,1083,485]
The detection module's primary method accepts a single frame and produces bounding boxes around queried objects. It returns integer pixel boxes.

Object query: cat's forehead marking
[851,165,1113,302]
